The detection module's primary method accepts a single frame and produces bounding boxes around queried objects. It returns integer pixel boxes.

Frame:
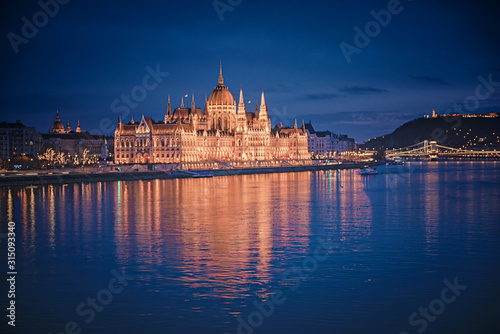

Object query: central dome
[50,111,66,133]
[208,66,235,106]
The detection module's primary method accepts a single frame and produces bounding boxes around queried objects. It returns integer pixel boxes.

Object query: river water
[1,161,499,334]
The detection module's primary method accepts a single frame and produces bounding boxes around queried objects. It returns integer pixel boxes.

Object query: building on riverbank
[40,111,110,159]
[0,120,40,161]
[304,121,356,157]
[114,66,310,164]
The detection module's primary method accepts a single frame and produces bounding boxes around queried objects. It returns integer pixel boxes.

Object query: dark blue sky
[1,0,499,142]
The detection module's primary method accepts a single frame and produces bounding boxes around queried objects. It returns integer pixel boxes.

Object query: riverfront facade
[114,67,310,164]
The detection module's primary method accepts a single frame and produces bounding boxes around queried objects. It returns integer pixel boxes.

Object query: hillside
[360,113,500,150]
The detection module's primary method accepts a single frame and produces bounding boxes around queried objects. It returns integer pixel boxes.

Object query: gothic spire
[237,88,246,115]
[259,90,268,118]
[191,93,196,114]
[181,96,185,108]
[204,95,208,115]
[167,94,172,116]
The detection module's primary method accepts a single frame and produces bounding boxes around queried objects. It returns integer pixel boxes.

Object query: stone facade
[0,120,40,160]
[305,122,356,157]
[114,67,309,165]
[43,112,107,158]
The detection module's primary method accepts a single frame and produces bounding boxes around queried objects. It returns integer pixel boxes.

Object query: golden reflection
[111,173,312,298]
[48,185,56,250]
[29,187,36,252]
[7,188,13,222]
[423,168,440,252]
[310,170,373,253]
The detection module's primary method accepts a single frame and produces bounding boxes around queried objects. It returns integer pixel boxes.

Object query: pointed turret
[302,119,305,130]
[66,120,71,133]
[76,120,82,133]
[259,91,268,119]
[255,101,259,118]
[191,93,196,114]
[218,62,224,85]
[167,95,172,116]
[181,96,185,109]
[204,95,208,116]
[294,118,298,129]
[130,115,135,124]
[237,88,246,115]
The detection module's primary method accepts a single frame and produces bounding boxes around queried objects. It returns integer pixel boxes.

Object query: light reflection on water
[1,162,499,333]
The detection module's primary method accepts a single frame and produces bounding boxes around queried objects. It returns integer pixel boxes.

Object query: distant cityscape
[0,67,357,169]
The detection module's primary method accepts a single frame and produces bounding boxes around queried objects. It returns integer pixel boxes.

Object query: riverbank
[0,162,373,187]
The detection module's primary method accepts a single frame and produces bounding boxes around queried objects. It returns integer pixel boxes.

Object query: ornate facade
[114,67,309,165]
[43,111,109,158]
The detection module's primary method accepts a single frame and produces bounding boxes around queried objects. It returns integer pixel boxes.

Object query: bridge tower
[423,140,429,153]
[429,141,438,161]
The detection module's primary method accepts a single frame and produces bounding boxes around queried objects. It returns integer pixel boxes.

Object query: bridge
[385,140,500,160]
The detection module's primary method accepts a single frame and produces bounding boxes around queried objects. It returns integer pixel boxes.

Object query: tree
[54,152,67,165]
[38,148,55,165]
[82,148,90,165]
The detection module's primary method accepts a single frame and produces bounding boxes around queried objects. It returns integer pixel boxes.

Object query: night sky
[1,0,499,142]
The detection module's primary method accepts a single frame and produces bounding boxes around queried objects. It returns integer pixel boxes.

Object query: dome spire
[50,110,65,133]
[218,62,224,85]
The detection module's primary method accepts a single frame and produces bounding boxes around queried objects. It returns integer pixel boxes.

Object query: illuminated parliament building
[114,67,310,165]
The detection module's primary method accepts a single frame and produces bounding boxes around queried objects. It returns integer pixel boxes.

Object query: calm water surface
[1,161,500,334]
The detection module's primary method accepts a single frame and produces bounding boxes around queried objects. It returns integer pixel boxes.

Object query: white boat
[360,167,378,175]
[388,158,405,165]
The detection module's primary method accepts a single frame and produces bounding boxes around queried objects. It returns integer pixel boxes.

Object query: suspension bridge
[385,140,500,160]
